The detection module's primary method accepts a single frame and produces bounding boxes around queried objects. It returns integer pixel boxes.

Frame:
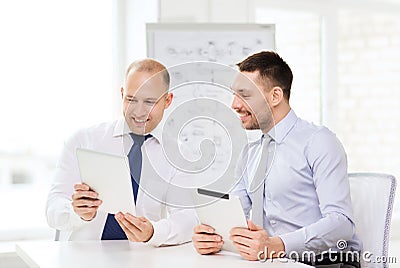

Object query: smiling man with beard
[192,51,362,268]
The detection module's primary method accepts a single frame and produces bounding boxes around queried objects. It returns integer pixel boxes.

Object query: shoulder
[81,120,117,135]
[295,120,346,162]
[293,118,324,137]
[292,118,340,146]
[66,120,118,146]
[309,125,343,152]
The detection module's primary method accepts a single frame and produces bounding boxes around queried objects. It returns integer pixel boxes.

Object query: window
[337,10,400,203]
[0,0,112,242]
[255,8,321,124]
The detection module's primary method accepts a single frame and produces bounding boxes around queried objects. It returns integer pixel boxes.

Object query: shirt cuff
[144,220,168,247]
[279,228,307,256]
[68,206,96,228]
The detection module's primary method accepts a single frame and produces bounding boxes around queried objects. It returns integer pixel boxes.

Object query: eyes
[231,87,252,100]
[233,92,251,100]
[125,97,157,106]
[144,100,157,105]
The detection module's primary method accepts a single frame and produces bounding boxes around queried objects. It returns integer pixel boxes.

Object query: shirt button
[270,220,277,225]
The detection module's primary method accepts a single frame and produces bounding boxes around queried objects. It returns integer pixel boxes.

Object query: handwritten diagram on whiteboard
[147,23,275,66]
[146,23,275,192]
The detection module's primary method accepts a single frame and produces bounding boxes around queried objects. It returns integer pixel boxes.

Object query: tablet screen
[195,188,248,253]
[76,148,136,215]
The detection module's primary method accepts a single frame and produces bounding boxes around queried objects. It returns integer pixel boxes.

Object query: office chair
[348,173,397,268]
[54,229,60,241]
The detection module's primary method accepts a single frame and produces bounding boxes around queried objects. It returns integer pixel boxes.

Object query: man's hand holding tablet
[192,189,248,254]
[192,188,285,260]
[74,148,155,242]
[76,148,136,215]
[71,182,102,221]
[192,223,224,254]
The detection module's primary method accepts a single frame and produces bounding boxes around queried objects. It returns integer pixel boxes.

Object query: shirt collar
[267,109,298,144]
[113,117,162,142]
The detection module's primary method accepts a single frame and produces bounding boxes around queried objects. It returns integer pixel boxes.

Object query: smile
[237,111,251,121]
[132,117,149,124]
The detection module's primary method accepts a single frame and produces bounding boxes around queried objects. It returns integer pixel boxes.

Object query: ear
[269,87,284,107]
[164,93,173,109]
[120,87,124,99]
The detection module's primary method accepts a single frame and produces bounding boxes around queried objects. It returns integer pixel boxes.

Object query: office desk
[16,240,310,268]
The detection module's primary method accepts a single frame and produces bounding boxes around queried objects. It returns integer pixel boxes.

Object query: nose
[132,102,149,119]
[231,94,242,110]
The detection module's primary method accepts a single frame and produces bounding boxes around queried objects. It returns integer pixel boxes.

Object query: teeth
[134,119,146,123]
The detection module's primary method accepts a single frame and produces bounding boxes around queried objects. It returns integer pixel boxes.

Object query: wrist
[80,216,93,221]
[143,224,154,242]
[266,236,286,258]
[80,212,96,221]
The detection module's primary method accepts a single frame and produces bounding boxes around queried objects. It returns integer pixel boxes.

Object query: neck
[273,105,291,125]
[261,104,291,134]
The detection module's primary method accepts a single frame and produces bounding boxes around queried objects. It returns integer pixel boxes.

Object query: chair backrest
[348,173,397,268]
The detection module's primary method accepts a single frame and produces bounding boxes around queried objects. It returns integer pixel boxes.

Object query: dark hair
[237,51,293,100]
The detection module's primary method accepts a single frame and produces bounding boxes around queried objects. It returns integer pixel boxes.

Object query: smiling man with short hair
[192,51,362,267]
[47,58,198,245]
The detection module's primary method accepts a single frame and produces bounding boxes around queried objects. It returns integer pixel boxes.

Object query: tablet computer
[195,188,248,253]
[76,148,136,215]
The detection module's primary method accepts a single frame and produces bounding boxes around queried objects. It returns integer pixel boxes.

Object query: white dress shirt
[233,109,362,255]
[46,118,198,246]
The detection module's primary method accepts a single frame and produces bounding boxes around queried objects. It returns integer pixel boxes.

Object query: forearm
[279,212,355,255]
[145,209,198,247]
[46,192,87,230]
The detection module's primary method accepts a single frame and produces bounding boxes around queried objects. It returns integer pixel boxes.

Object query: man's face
[231,71,274,132]
[122,70,172,135]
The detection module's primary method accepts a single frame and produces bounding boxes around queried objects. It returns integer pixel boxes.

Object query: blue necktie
[101,133,151,240]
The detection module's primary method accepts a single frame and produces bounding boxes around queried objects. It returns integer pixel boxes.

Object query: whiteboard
[147,23,275,67]
[146,23,275,196]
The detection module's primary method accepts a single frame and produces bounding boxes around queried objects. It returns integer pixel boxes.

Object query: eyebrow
[231,88,249,95]
[126,95,161,101]
[126,95,157,99]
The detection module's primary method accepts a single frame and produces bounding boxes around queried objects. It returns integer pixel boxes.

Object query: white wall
[156,0,400,239]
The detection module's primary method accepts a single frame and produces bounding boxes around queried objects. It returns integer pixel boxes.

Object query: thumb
[247,220,263,231]
[139,216,148,222]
